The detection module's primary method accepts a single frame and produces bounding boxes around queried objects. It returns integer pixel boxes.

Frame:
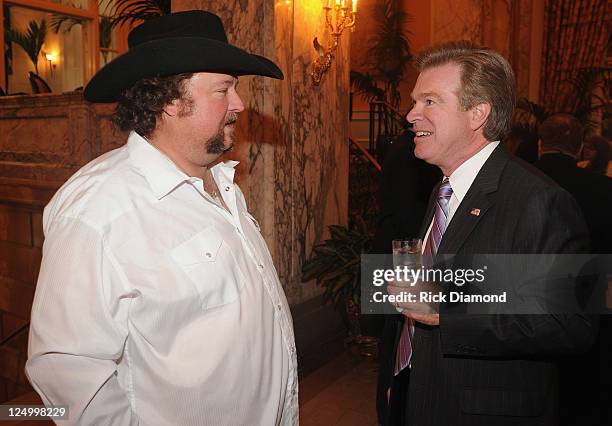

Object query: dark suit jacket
[535,153,612,425]
[386,145,596,426]
[536,153,612,253]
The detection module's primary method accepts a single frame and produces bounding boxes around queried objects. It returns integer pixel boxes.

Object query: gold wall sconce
[45,52,57,76]
[311,0,357,85]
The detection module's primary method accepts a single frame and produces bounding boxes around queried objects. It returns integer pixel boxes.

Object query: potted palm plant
[350,0,412,109]
[301,225,377,353]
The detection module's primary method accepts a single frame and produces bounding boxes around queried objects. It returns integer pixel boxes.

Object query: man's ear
[163,99,180,118]
[470,103,491,132]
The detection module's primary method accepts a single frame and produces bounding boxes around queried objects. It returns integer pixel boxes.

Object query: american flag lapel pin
[470,208,481,216]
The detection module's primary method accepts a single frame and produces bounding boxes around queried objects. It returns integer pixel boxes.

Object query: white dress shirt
[26,132,298,426]
[423,141,500,249]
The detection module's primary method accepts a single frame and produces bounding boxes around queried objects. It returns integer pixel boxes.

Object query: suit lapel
[419,182,439,239]
[437,187,490,254]
[436,144,510,254]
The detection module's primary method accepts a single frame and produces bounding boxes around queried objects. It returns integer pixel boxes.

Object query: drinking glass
[392,238,422,269]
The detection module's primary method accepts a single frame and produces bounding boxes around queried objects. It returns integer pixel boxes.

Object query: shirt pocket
[170,227,244,311]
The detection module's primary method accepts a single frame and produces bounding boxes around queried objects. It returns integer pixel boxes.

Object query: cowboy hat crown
[84,10,283,103]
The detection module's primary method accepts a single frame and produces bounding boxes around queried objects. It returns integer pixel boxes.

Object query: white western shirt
[26,132,298,426]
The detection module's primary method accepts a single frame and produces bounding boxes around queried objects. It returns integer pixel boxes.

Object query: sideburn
[177,96,195,117]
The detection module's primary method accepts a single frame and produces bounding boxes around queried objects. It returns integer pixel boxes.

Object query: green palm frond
[566,68,609,133]
[365,0,412,107]
[99,16,113,49]
[50,14,83,34]
[103,0,171,28]
[350,71,385,102]
[5,19,47,74]
[514,67,610,137]
[516,98,551,125]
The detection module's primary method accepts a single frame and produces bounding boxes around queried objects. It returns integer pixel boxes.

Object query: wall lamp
[311,0,357,85]
[45,52,57,76]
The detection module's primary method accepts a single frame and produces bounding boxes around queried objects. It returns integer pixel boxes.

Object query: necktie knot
[425,178,454,259]
[438,178,453,200]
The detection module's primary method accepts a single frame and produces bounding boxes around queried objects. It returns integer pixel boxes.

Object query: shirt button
[205,252,212,258]
[277,304,282,310]
[258,263,264,269]
[225,186,230,191]
[291,389,296,396]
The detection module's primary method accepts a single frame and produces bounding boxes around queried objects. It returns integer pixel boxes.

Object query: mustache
[225,114,238,125]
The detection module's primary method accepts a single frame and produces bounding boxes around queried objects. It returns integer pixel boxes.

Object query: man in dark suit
[536,114,612,253]
[535,114,612,425]
[384,41,596,426]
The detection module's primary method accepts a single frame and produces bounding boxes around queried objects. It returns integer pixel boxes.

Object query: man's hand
[387,280,440,325]
[408,312,439,326]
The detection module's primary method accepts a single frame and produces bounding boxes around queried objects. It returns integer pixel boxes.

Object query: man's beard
[205,113,238,155]
[205,130,230,155]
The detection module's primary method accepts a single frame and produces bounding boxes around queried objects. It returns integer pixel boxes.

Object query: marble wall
[174,0,350,304]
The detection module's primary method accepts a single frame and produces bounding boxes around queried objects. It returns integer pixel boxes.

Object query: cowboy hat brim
[84,36,284,103]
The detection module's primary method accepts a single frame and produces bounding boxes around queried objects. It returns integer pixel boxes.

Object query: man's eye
[425,99,434,105]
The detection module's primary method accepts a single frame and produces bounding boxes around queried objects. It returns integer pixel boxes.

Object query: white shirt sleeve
[26,216,139,425]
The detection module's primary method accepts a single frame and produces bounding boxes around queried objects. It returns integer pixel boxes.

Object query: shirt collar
[448,141,499,203]
[126,131,239,199]
[211,160,239,187]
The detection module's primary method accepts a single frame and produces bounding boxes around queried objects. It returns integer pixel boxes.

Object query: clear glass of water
[392,238,422,269]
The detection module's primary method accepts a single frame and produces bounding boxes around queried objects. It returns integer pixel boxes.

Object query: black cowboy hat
[84,10,283,102]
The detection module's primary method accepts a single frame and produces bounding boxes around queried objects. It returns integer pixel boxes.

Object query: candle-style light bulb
[352,0,357,12]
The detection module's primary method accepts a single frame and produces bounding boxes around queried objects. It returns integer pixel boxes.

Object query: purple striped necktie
[423,178,454,265]
[395,178,453,375]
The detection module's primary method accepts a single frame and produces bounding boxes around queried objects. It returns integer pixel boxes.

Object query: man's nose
[230,91,245,113]
[406,106,419,123]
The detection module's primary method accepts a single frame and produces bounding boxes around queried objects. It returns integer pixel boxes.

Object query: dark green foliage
[512,67,610,143]
[99,16,113,49]
[301,225,371,311]
[51,0,169,58]
[50,15,83,34]
[5,19,47,74]
[103,0,171,28]
[566,68,610,134]
[365,0,412,108]
[350,70,385,103]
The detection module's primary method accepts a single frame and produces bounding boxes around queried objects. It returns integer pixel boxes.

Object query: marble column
[173,1,350,305]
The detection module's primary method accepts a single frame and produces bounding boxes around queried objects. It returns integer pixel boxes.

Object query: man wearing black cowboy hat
[26,11,297,426]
